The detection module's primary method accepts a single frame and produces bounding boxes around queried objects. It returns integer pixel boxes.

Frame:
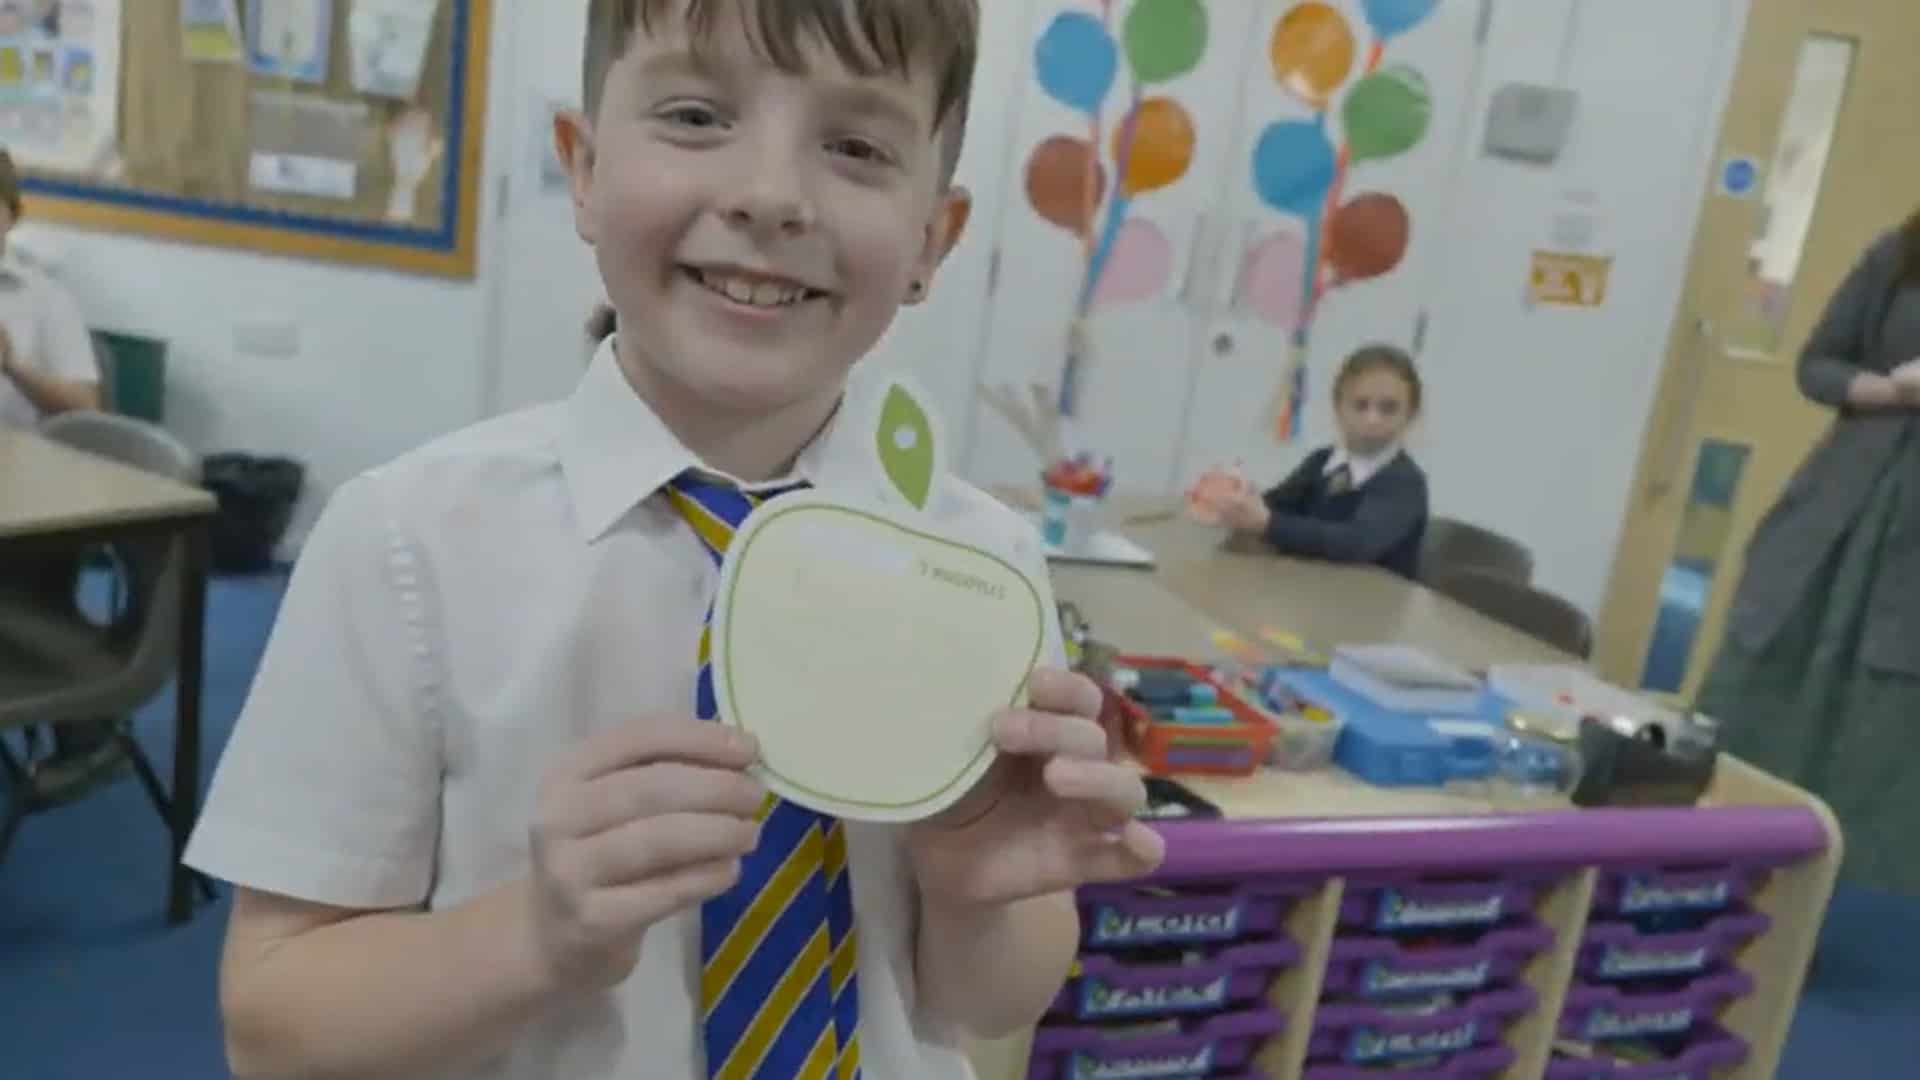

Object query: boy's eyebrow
[632,48,716,81]
[817,82,928,136]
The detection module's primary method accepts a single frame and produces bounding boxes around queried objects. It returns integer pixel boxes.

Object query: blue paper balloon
[1252,120,1336,216]
[1362,0,1439,39]
[1034,11,1119,114]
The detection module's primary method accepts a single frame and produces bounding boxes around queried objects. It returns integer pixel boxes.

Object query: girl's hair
[1901,207,1920,284]
[1333,343,1423,414]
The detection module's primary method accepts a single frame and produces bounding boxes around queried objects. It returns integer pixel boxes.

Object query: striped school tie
[1326,463,1355,496]
[663,471,863,1080]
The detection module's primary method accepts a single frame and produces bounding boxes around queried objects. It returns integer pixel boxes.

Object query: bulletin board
[11,0,492,279]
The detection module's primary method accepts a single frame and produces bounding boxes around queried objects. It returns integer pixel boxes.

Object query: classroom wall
[12,0,1744,620]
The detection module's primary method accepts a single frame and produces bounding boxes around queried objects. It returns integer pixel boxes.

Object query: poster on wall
[348,0,439,100]
[181,0,244,63]
[0,0,121,176]
[248,0,334,84]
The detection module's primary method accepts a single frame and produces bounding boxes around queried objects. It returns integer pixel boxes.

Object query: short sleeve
[185,475,444,910]
[33,277,99,384]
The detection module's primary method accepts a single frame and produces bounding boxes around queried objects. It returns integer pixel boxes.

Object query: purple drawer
[1052,938,1300,1021]
[1079,882,1299,950]
[1322,922,1555,1000]
[1560,970,1754,1043]
[1307,985,1536,1065]
[1028,1008,1285,1080]
[1578,912,1770,982]
[1591,865,1769,918]
[1545,1024,1749,1079]
[1304,1043,1516,1079]
[1340,877,1548,933]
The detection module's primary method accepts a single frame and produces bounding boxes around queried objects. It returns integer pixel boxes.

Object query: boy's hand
[906,669,1164,913]
[524,721,766,991]
[1217,491,1272,533]
[1893,359,1920,405]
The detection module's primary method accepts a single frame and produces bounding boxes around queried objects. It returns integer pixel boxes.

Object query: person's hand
[1217,490,1272,533]
[524,721,766,991]
[1893,359,1920,405]
[906,669,1164,913]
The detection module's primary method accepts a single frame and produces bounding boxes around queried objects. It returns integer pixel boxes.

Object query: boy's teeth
[700,270,806,308]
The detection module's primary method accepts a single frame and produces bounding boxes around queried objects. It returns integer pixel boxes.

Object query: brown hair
[1333,343,1423,414]
[580,0,979,343]
[0,150,21,219]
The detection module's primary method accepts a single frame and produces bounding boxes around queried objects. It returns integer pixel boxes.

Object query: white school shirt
[0,252,98,429]
[1323,443,1402,488]
[186,338,1067,1079]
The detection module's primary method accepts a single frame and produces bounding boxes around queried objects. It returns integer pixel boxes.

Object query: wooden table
[2,428,218,924]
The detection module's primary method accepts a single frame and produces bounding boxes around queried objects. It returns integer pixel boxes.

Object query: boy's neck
[612,337,841,484]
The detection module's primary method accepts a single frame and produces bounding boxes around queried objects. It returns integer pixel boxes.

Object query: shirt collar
[558,335,874,542]
[1325,443,1401,487]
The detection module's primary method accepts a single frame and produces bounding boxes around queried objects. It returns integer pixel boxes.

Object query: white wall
[12,0,1744,618]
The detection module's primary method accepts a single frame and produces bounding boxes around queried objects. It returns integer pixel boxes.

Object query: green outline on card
[721,502,1045,812]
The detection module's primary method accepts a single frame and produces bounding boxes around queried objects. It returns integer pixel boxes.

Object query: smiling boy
[187,3,1162,1078]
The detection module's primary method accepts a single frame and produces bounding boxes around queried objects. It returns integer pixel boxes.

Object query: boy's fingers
[1070,822,1166,885]
[563,720,758,782]
[586,859,744,936]
[1025,668,1103,719]
[565,764,768,837]
[993,708,1107,760]
[1042,757,1148,815]
[579,813,761,888]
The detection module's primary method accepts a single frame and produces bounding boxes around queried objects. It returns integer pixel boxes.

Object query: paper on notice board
[248,0,334,84]
[181,0,244,63]
[0,0,121,175]
[349,0,438,100]
[248,90,368,200]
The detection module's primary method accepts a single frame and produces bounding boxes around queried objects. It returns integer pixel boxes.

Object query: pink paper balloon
[1092,217,1174,308]
[1236,229,1308,330]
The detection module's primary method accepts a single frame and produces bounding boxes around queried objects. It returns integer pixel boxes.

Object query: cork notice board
[13,0,492,279]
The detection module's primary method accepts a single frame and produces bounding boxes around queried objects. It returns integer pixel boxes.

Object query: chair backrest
[38,410,197,484]
[1421,517,1535,585]
[1434,567,1595,659]
[89,331,118,413]
[34,412,196,663]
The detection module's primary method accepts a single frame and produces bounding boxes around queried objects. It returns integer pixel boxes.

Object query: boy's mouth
[684,266,829,310]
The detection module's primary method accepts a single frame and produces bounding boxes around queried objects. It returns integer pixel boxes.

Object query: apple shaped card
[709,375,1048,823]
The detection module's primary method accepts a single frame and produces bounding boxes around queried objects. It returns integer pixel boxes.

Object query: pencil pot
[1041,479,1099,552]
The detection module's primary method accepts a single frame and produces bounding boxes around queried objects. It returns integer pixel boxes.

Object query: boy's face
[561,8,967,418]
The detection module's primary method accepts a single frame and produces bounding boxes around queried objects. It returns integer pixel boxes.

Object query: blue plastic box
[1263,668,1512,787]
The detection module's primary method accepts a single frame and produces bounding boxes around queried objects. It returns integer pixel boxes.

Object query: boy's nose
[721,168,814,239]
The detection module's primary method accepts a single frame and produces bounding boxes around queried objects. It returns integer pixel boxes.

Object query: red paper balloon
[1326,192,1411,281]
[1025,135,1106,233]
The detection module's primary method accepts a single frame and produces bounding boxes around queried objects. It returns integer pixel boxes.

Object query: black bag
[201,453,306,572]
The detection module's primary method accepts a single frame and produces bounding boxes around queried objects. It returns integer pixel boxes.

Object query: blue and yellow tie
[664,471,862,1080]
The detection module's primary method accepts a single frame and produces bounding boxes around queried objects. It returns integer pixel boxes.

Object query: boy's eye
[827,137,891,164]
[659,103,725,129]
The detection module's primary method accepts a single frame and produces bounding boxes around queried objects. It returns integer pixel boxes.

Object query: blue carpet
[1,571,1915,1077]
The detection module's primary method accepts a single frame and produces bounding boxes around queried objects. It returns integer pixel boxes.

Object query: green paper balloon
[1123,0,1208,85]
[877,383,936,510]
[1343,65,1432,164]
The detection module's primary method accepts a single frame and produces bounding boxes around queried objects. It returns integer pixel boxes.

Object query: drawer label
[1069,1045,1212,1079]
[1361,958,1492,997]
[1375,889,1504,931]
[1348,1020,1478,1063]
[1582,1006,1695,1040]
[1079,973,1232,1019]
[1597,944,1710,980]
[1620,876,1731,915]
[1090,904,1239,947]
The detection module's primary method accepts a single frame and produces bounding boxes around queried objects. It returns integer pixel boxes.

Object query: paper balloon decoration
[1026,135,1105,233]
[1236,230,1309,330]
[1326,192,1411,281]
[1092,218,1174,308]
[1034,11,1118,114]
[1252,119,1336,216]
[1123,0,1208,85]
[1343,66,1431,164]
[1113,96,1195,196]
[1269,2,1355,107]
[1363,0,1440,39]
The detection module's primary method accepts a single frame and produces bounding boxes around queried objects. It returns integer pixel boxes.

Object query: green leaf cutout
[877,383,936,510]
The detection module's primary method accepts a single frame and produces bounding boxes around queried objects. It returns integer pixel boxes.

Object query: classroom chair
[1420,517,1535,585]
[1433,566,1594,659]
[0,412,213,905]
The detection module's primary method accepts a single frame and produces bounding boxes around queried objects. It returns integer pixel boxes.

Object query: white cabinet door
[1176,0,1488,493]
[960,0,1268,495]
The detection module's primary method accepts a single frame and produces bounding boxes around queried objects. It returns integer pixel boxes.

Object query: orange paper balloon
[1025,135,1106,233]
[1270,2,1356,107]
[1111,96,1195,197]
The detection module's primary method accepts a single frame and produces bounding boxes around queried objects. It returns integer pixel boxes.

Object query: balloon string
[1307,40,1387,318]
[1080,87,1143,315]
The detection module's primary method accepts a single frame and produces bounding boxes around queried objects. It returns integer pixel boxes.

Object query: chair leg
[116,732,218,904]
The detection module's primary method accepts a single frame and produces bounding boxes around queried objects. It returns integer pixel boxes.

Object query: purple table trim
[1147,806,1827,882]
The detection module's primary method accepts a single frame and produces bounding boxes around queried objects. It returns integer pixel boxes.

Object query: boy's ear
[905,186,974,306]
[553,109,599,246]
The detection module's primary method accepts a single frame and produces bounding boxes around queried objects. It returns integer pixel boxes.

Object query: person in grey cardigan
[1698,213,1920,895]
